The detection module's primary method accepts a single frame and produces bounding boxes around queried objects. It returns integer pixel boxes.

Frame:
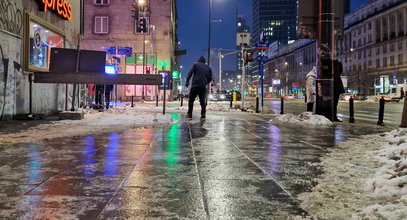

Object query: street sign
[255,42,270,50]
[256,56,268,63]
[105,47,117,55]
[117,47,133,57]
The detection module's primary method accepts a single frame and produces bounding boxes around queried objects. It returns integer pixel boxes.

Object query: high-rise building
[252,0,298,46]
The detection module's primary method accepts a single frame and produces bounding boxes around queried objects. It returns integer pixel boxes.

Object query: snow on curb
[269,112,333,126]
[0,108,175,146]
[298,128,407,219]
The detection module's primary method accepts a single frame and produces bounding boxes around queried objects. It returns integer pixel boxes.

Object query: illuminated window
[94,0,110,5]
[25,13,65,72]
[94,16,109,34]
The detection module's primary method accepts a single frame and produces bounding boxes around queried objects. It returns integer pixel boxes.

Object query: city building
[251,0,297,46]
[263,0,406,97]
[336,0,407,95]
[221,70,238,91]
[81,0,178,101]
[0,0,82,120]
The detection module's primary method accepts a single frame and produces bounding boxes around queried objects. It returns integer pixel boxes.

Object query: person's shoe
[334,118,342,122]
[185,114,192,119]
[200,114,206,120]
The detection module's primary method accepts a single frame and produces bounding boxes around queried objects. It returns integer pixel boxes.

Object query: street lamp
[208,0,212,66]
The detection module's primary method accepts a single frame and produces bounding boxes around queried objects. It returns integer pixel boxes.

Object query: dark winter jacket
[186,56,213,88]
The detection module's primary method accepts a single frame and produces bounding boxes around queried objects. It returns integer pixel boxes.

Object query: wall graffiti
[0,0,23,35]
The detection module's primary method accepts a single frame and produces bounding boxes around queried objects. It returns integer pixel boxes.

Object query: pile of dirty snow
[270,112,333,126]
[298,128,407,219]
[0,107,175,145]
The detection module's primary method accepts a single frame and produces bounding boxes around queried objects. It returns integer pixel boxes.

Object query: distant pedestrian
[306,66,317,112]
[185,56,213,119]
[333,60,345,121]
[105,84,113,109]
[94,84,104,109]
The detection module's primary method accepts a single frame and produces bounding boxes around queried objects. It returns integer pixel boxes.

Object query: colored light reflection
[268,125,282,175]
[166,123,180,167]
[28,145,41,184]
[104,133,120,177]
[105,65,116,74]
[82,136,96,177]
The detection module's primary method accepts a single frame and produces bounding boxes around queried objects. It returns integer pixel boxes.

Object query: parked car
[208,90,232,101]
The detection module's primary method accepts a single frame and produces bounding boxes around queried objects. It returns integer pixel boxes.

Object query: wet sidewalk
[0,112,389,219]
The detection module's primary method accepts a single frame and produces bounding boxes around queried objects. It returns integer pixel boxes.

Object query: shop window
[94,16,109,34]
[94,0,110,5]
[25,13,65,72]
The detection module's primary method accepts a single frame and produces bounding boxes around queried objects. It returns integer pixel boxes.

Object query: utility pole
[315,0,334,121]
[241,46,246,109]
[218,50,222,89]
[142,32,146,100]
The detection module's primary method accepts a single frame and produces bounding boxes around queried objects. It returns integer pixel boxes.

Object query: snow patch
[298,128,407,219]
[270,112,333,126]
[0,107,175,145]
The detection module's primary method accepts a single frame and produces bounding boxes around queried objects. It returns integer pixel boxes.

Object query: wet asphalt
[0,111,391,219]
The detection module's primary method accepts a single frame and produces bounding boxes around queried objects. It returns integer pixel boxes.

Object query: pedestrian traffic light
[146,66,151,74]
[137,17,149,33]
[243,51,254,65]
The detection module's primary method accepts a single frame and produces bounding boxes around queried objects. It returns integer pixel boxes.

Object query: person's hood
[306,71,316,78]
[197,56,206,63]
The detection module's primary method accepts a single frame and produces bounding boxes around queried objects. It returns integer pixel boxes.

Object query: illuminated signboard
[272,79,281,85]
[35,0,73,20]
[105,65,116,74]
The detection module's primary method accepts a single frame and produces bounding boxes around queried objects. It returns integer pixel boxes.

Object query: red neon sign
[36,0,73,20]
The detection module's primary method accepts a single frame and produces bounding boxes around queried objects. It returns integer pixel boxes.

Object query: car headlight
[208,94,214,100]
[220,95,226,100]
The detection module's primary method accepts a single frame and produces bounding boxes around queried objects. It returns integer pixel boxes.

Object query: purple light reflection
[104,133,120,177]
[267,125,282,175]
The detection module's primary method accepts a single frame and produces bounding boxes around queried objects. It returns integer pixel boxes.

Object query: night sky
[177,0,371,83]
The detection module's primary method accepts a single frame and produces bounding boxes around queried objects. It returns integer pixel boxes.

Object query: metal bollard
[349,96,355,123]
[377,96,385,126]
[256,96,260,113]
[180,94,183,107]
[131,95,134,107]
[280,97,284,114]
[230,93,233,108]
[400,92,407,127]
[156,95,159,107]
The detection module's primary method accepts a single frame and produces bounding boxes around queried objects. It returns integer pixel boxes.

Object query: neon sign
[36,0,73,20]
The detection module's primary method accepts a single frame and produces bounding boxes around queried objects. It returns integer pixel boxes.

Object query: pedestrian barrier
[256,96,260,113]
[377,96,385,126]
[156,95,159,107]
[349,96,355,123]
[230,93,233,108]
[400,92,407,127]
[280,97,284,114]
[131,95,134,107]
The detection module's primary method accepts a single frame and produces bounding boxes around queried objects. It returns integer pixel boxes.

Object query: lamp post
[208,0,212,67]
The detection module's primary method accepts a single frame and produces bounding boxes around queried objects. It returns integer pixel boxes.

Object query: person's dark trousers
[95,91,103,108]
[307,102,314,112]
[105,90,111,109]
[188,86,207,116]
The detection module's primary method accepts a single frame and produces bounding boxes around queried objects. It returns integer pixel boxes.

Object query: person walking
[306,66,317,112]
[185,56,213,119]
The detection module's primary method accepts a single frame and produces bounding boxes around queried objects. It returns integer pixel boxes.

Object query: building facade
[0,0,82,120]
[336,0,407,95]
[264,0,407,97]
[81,0,178,101]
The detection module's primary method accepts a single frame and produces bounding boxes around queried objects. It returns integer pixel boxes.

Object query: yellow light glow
[138,0,145,5]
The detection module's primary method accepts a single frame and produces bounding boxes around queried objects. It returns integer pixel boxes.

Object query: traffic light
[243,51,254,65]
[172,70,179,78]
[146,66,151,74]
[137,17,149,33]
